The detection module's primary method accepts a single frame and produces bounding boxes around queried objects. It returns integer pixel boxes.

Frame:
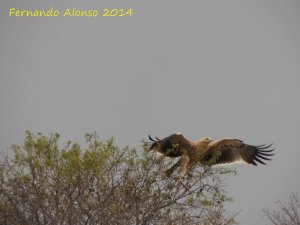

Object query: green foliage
[0,131,237,225]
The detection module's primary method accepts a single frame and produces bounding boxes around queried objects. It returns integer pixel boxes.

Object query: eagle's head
[196,137,213,146]
[203,137,213,143]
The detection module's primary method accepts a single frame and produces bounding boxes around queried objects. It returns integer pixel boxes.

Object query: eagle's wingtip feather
[149,135,155,142]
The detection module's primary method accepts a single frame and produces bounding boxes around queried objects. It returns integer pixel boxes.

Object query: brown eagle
[148,132,274,181]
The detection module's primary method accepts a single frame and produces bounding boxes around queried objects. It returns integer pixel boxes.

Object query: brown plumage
[148,132,274,181]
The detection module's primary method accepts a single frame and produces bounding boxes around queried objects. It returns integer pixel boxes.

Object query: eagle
[148,132,274,181]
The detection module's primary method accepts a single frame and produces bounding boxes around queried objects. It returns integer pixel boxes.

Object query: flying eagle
[148,132,274,181]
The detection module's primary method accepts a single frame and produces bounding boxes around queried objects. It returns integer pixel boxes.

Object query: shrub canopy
[0,131,237,225]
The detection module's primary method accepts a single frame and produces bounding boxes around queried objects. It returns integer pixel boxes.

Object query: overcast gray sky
[1,1,300,224]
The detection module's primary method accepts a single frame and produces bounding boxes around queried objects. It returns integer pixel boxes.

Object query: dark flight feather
[204,140,274,166]
[148,133,192,158]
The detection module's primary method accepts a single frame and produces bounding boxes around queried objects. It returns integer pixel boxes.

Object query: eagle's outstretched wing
[149,133,192,158]
[203,139,274,166]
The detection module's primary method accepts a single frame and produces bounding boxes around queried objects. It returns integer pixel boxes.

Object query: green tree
[0,131,237,225]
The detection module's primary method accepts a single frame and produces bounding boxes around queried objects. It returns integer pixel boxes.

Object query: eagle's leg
[178,155,189,182]
[164,158,181,178]
[187,169,193,180]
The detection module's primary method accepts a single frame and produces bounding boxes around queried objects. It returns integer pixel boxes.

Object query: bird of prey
[148,132,274,181]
